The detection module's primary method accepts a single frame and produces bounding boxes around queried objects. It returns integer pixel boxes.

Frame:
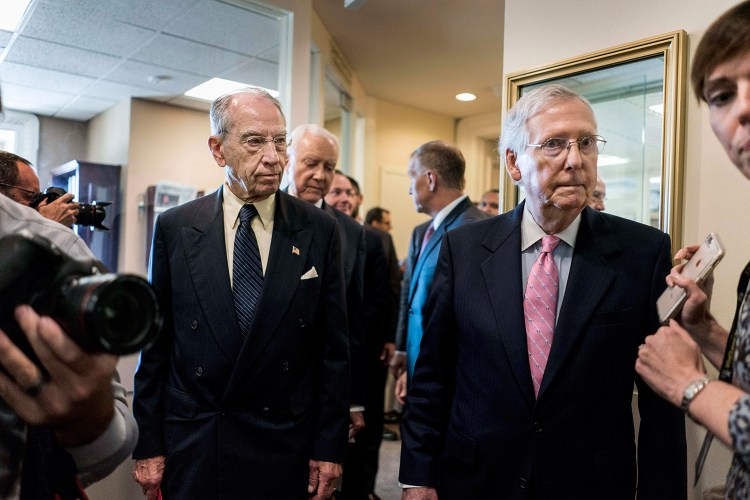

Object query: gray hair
[498,84,596,158]
[287,124,340,166]
[210,87,285,138]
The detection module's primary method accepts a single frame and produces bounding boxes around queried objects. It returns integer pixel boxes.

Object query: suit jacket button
[218,411,226,417]
[282,361,290,371]
[191,320,198,330]
[298,318,306,328]
[195,366,204,377]
[519,477,527,489]
[262,407,271,415]
[408,308,413,316]
[533,421,543,433]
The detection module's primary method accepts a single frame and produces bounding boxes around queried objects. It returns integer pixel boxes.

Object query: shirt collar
[521,202,580,251]
[223,183,276,230]
[432,194,468,230]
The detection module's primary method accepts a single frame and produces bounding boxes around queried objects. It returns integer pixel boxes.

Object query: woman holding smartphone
[635,1,750,497]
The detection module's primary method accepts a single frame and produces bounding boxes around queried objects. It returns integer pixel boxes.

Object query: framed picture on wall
[502,30,688,249]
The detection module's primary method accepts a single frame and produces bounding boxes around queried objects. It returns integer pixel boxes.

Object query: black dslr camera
[0,232,162,358]
[30,187,111,230]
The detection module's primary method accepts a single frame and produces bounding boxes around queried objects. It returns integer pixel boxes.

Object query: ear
[426,169,437,191]
[505,150,522,183]
[208,136,226,167]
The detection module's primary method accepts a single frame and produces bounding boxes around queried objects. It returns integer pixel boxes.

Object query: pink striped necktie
[524,234,560,397]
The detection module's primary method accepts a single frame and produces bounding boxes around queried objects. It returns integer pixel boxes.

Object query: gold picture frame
[502,30,687,249]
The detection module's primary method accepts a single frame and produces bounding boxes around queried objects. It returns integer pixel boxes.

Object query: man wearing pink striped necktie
[399,84,686,500]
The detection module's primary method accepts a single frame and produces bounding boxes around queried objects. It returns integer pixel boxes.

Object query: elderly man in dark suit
[285,125,367,440]
[399,84,686,499]
[132,89,350,500]
[391,141,487,400]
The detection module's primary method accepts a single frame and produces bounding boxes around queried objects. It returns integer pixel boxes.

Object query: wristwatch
[680,376,711,413]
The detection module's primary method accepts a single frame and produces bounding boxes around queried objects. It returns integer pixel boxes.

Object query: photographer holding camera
[0,151,79,227]
[0,188,139,497]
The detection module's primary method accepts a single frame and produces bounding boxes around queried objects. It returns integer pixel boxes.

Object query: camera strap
[694,259,750,485]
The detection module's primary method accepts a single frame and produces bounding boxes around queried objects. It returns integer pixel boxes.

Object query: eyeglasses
[526,135,606,158]
[479,201,499,209]
[0,182,39,201]
[229,133,288,153]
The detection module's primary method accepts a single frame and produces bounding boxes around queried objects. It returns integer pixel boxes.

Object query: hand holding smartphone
[656,233,725,325]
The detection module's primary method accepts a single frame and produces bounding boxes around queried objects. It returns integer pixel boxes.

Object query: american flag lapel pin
[292,246,300,255]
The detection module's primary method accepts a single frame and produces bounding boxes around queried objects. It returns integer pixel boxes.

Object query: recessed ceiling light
[0,0,32,31]
[184,78,279,102]
[455,93,476,102]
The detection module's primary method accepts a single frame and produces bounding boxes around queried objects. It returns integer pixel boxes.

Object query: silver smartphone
[656,233,725,325]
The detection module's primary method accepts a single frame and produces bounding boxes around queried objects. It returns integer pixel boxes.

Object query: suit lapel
[407,222,430,303]
[538,209,619,397]
[224,192,310,396]
[182,189,243,362]
[481,203,535,407]
[408,198,474,304]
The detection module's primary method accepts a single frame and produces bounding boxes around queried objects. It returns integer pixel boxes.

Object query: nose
[737,80,750,126]
[564,142,583,169]
[261,143,281,164]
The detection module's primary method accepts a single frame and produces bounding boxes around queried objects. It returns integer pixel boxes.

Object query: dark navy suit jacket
[133,189,350,499]
[399,203,687,499]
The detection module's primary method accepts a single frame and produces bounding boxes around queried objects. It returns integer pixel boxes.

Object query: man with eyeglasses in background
[132,90,350,500]
[399,84,686,499]
[0,151,79,227]
[588,175,607,211]
[325,171,393,500]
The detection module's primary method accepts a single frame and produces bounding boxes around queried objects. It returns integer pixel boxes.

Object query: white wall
[503,0,744,495]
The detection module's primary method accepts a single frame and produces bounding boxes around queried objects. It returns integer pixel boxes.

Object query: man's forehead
[527,100,596,136]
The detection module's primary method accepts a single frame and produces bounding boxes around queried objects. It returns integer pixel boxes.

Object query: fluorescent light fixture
[0,0,32,31]
[649,103,664,114]
[598,154,629,166]
[455,92,476,102]
[184,78,279,102]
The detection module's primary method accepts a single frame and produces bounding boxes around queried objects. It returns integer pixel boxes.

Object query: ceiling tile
[106,60,206,95]
[2,81,75,112]
[0,62,97,94]
[220,58,278,90]
[64,0,202,31]
[0,30,12,48]
[166,0,280,56]
[20,0,156,57]
[129,33,252,77]
[5,36,121,78]
[85,80,164,100]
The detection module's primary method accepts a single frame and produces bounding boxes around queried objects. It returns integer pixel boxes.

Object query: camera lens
[63,274,162,354]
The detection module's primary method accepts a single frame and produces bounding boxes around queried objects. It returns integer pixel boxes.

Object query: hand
[307,459,341,499]
[390,351,406,377]
[133,456,165,500]
[380,342,396,366]
[396,371,408,405]
[349,410,365,441]
[666,245,716,344]
[0,305,117,447]
[37,192,79,227]
[635,320,707,407]
[402,486,438,499]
